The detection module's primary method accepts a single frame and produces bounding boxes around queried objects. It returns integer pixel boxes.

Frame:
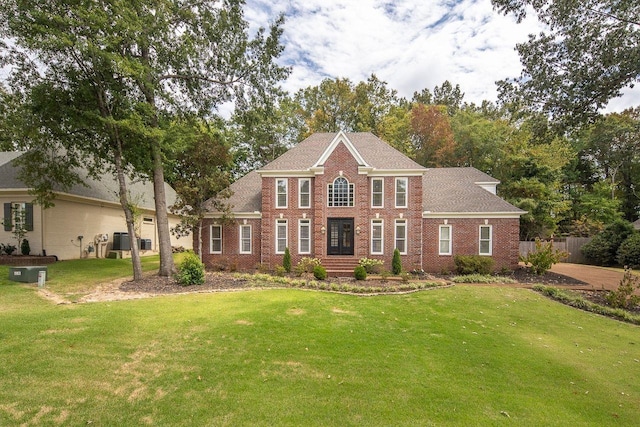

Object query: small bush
[176,252,205,286]
[520,238,568,275]
[392,249,402,275]
[313,265,327,280]
[358,257,384,274]
[1,243,17,255]
[400,271,410,283]
[617,233,640,268]
[21,239,30,255]
[283,247,292,273]
[273,265,286,277]
[295,257,322,275]
[452,274,517,284]
[606,269,640,310]
[454,255,494,275]
[354,265,367,280]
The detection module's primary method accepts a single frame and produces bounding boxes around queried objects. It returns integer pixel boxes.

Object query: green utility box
[9,266,48,283]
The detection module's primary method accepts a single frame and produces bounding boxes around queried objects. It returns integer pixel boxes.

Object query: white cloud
[245,0,638,112]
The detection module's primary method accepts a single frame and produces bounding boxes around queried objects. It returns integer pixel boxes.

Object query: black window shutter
[3,203,11,231]
[25,203,34,231]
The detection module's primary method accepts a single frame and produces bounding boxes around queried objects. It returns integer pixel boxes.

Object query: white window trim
[298,178,311,209]
[371,219,384,255]
[371,177,384,208]
[275,219,288,254]
[276,178,288,209]
[439,224,452,256]
[479,224,493,256]
[298,219,311,254]
[394,219,407,255]
[210,224,222,254]
[395,177,408,208]
[239,224,252,254]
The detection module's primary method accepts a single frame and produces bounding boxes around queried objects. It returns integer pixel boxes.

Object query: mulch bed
[119,265,587,295]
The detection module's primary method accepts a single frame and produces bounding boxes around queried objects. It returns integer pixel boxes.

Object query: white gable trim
[313,130,369,169]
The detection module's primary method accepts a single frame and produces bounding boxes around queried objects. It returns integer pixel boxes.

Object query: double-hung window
[299,219,311,254]
[395,178,407,208]
[439,225,452,255]
[479,225,492,255]
[210,225,222,254]
[276,178,288,208]
[371,178,384,208]
[276,219,288,254]
[299,178,311,208]
[239,224,252,254]
[371,219,383,255]
[395,219,407,254]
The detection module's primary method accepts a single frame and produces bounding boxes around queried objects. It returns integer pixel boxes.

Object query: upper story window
[276,178,288,208]
[299,178,311,208]
[328,177,354,207]
[479,225,492,255]
[371,178,384,208]
[395,178,408,208]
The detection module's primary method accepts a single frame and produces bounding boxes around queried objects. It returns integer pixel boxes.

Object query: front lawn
[1,264,639,425]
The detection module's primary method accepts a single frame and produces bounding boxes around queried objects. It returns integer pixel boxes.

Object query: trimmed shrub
[294,257,322,275]
[273,265,286,277]
[520,238,568,275]
[454,255,494,275]
[617,233,640,268]
[606,269,640,310]
[581,219,634,266]
[313,265,327,280]
[283,247,292,273]
[176,252,205,286]
[358,257,384,274]
[392,249,402,275]
[354,265,367,280]
[21,239,30,255]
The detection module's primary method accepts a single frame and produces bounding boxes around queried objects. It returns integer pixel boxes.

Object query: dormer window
[328,177,354,207]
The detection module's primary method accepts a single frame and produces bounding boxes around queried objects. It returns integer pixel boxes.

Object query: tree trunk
[151,142,176,276]
[115,149,143,280]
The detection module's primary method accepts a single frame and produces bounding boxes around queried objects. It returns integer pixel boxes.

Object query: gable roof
[259,132,426,173]
[0,151,177,210]
[423,168,524,215]
[205,170,262,215]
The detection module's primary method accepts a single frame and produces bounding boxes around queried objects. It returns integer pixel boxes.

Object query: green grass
[1,262,640,425]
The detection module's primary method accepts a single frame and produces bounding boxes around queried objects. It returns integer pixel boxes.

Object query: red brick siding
[199,218,261,271]
[422,217,520,273]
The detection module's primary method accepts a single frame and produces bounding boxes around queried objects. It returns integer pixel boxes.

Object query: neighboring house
[0,151,191,260]
[634,219,640,231]
[200,131,525,274]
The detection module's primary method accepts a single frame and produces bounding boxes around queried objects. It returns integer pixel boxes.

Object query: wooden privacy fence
[519,237,592,264]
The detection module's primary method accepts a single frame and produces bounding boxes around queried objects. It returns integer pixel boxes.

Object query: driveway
[550,263,627,291]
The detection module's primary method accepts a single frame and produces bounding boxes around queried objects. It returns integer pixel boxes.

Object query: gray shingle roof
[208,170,262,213]
[423,168,524,214]
[0,152,177,210]
[259,132,426,171]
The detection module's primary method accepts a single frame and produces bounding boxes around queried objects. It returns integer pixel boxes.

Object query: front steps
[321,256,359,277]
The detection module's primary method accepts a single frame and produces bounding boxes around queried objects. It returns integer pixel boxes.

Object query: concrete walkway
[550,263,627,291]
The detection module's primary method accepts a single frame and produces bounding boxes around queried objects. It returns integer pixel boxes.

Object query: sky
[244,0,640,111]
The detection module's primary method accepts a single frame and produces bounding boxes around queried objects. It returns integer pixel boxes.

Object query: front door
[327,218,354,255]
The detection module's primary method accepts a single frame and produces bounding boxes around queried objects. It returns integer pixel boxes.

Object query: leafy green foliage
[617,233,640,268]
[354,265,367,280]
[581,219,635,266]
[451,274,517,284]
[605,269,640,310]
[358,257,384,274]
[520,238,568,275]
[392,249,402,275]
[294,257,322,275]
[1,243,17,255]
[282,247,292,273]
[176,252,205,286]
[454,255,494,275]
[493,0,640,128]
[313,265,327,281]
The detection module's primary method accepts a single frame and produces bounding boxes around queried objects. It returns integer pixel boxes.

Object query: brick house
[199,131,524,274]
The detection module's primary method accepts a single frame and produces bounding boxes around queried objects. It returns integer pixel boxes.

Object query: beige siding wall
[1,193,191,260]
[0,195,43,255]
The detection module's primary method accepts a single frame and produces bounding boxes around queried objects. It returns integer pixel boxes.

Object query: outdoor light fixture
[321,226,326,234]
[356,225,361,235]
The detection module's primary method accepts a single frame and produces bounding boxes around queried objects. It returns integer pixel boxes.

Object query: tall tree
[493,0,640,127]
[410,104,456,167]
[1,0,288,276]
